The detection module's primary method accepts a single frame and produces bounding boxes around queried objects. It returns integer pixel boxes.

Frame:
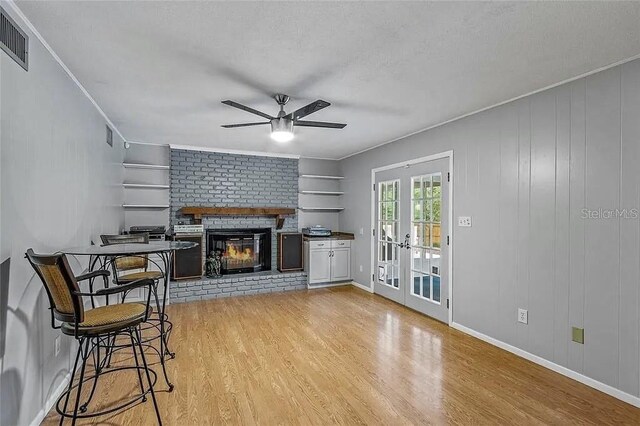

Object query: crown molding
[169,143,300,159]
[5,0,126,142]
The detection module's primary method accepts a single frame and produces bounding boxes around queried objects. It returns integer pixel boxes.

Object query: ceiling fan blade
[287,100,331,120]
[294,120,347,129]
[222,100,274,120]
[221,122,270,128]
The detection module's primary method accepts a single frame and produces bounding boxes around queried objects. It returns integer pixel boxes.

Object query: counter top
[303,232,355,241]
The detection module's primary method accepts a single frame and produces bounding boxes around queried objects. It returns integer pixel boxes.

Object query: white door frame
[370,150,454,325]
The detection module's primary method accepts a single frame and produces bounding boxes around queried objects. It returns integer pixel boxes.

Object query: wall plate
[458,216,472,227]
[518,308,528,324]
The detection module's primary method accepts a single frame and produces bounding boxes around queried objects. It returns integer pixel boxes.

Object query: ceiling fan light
[270,118,294,143]
[271,131,294,143]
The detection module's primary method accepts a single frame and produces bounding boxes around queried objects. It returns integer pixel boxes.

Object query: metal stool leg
[129,329,147,402]
[134,326,163,425]
[79,338,102,412]
[70,338,90,426]
[59,338,83,426]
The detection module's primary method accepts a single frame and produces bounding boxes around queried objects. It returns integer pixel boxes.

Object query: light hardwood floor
[45,286,640,425]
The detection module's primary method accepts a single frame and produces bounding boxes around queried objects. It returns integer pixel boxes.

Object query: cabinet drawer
[331,240,351,248]
[309,240,330,250]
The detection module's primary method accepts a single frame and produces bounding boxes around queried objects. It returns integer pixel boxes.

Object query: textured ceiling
[16,1,640,159]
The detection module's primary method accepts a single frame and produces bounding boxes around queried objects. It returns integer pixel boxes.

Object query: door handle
[403,233,411,249]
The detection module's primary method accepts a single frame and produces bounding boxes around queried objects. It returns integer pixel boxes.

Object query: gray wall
[339,59,640,399]
[0,6,125,425]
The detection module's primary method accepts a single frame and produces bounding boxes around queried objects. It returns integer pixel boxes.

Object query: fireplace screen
[206,228,271,274]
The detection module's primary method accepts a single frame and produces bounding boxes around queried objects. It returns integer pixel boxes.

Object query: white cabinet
[330,248,351,281]
[305,240,352,286]
[308,248,332,283]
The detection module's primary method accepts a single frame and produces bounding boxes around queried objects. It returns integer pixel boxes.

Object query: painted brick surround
[170,149,298,223]
[169,149,303,302]
[171,272,307,303]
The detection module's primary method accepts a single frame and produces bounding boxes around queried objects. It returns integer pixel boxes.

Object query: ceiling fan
[221,94,347,142]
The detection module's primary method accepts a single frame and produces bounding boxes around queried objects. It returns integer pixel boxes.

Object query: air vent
[0,6,28,71]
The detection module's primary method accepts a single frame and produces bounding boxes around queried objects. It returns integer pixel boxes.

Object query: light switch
[458,216,472,227]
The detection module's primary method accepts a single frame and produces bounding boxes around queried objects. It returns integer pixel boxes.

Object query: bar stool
[25,249,162,425]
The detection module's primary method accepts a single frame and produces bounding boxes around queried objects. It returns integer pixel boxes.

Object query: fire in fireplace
[206,228,271,275]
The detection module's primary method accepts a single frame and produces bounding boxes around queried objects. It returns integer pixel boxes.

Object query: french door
[373,157,450,323]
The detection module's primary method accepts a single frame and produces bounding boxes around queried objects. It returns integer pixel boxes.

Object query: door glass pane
[424,176,432,198]
[377,179,400,289]
[422,249,431,275]
[413,178,422,200]
[385,265,393,286]
[431,249,441,302]
[413,223,423,247]
[424,224,431,248]
[413,200,421,221]
[424,199,431,222]
[432,175,441,223]
[410,172,442,303]
[413,271,422,296]
[432,224,441,248]
[412,248,421,273]
[393,265,399,288]
[422,274,431,300]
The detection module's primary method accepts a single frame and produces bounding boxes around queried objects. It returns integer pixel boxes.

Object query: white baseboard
[451,322,640,408]
[30,372,71,426]
[351,281,374,293]
[308,282,350,289]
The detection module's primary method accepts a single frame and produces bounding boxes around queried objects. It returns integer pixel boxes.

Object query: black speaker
[277,232,303,272]
[172,234,203,280]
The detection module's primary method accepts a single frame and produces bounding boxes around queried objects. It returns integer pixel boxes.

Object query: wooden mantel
[178,207,296,229]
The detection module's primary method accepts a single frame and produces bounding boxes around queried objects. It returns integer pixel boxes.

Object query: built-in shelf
[298,207,345,212]
[299,174,344,180]
[123,183,170,189]
[299,190,344,196]
[123,163,170,170]
[123,204,170,209]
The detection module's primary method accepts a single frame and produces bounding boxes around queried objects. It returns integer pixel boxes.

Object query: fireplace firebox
[206,228,271,275]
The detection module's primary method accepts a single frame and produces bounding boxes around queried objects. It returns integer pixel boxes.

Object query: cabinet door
[309,249,332,284]
[330,248,351,282]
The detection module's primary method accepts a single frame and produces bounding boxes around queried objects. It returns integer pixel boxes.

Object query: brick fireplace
[169,148,306,302]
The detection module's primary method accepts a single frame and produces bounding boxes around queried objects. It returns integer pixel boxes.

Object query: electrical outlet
[359,227,364,235]
[518,308,528,324]
[54,335,60,357]
[359,265,363,272]
[458,216,472,227]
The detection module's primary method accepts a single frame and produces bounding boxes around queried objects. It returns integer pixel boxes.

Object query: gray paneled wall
[339,59,640,399]
[0,6,125,425]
